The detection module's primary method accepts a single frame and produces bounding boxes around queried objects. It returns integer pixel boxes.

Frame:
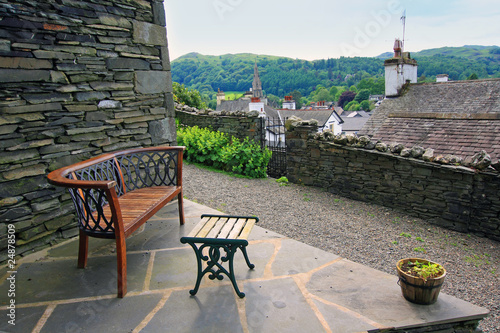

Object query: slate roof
[216,100,251,112]
[358,79,500,161]
[278,109,343,127]
[216,100,279,118]
[341,111,371,133]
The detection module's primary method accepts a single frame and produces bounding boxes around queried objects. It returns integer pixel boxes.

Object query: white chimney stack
[384,39,418,97]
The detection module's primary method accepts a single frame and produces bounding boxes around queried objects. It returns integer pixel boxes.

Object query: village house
[359,40,500,163]
[338,110,371,135]
[216,66,346,136]
[278,99,344,135]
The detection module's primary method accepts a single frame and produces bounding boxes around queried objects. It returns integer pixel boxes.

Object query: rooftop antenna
[400,9,406,52]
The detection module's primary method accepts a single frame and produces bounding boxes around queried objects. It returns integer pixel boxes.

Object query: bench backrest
[116,149,180,192]
[48,147,184,238]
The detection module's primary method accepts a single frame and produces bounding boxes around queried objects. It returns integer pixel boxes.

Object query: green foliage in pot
[400,259,444,281]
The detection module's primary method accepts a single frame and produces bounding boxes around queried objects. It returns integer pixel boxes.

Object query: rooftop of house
[216,99,279,118]
[278,109,343,127]
[339,110,371,133]
[359,78,500,161]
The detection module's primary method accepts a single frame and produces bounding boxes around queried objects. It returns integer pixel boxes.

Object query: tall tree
[338,91,357,108]
[329,86,339,100]
[289,90,303,109]
[313,88,331,102]
[354,89,370,103]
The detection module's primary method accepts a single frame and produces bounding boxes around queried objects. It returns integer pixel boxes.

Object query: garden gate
[260,117,287,179]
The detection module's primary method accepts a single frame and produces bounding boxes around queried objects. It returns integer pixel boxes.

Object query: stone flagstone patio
[0,200,489,332]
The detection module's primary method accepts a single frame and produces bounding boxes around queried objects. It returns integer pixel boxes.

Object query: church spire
[252,61,263,99]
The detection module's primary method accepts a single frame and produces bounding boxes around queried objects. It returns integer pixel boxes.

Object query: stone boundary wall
[286,125,500,241]
[0,0,176,262]
[176,106,264,144]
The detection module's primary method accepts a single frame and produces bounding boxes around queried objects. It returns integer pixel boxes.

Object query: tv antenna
[400,10,406,51]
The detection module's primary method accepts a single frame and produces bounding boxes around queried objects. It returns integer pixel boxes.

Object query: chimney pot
[393,39,403,58]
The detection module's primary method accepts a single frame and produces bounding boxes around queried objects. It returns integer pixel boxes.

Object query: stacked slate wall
[286,125,500,241]
[0,0,176,262]
[176,107,264,144]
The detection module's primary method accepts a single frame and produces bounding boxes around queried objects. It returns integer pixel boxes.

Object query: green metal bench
[180,214,258,298]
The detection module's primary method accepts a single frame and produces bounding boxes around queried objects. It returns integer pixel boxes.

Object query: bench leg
[77,230,88,269]
[185,242,253,298]
[178,192,185,225]
[116,236,127,298]
[239,245,255,269]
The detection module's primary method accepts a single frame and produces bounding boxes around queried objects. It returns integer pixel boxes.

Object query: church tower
[216,88,225,106]
[252,62,263,99]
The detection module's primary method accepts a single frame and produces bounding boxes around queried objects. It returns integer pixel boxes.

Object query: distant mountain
[375,52,393,59]
[413,45,500,58]
[172,46,500,98]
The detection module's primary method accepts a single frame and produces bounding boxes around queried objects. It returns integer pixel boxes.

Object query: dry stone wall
[176,106,264,144]
[0,0,176,262]
[286,124,500,241]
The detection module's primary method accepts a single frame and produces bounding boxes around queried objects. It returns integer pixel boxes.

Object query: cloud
[165,0,500,60]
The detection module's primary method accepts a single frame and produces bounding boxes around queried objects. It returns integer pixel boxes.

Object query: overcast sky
[164,0,500,61]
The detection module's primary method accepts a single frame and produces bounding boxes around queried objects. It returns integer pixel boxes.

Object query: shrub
[173,82,207,109]
[177,126,272,178]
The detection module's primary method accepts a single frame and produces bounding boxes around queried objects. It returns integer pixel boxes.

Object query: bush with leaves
[173,82,207,109]
[359,100,372,111]
[354,89,371,103]
[177,126,272,178]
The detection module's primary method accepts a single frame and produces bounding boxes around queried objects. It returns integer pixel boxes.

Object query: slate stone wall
[0,0,176,262]
[176,108,264,144]
[287,125,500,241]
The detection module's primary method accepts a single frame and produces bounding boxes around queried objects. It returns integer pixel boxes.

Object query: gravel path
[182,163,500,332]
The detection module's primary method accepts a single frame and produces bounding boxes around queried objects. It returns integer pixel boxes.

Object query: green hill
[172,53,385,98]
[171,46,500,99]
[413,45,500,58]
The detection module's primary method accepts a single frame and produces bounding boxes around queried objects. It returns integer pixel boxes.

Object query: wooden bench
[47,146,185,298]
[180,214,258,298]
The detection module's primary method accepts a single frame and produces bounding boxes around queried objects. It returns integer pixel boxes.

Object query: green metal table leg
[183,241,254,298]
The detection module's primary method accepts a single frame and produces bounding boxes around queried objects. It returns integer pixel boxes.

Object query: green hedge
[177,126,272,178]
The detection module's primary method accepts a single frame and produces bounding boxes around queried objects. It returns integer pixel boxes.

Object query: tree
[357,78,374,91]
[313,88,331,102]
[329,86,338,100]
[354,89,370,103]
[289,90,303,109]
[357,77,385,95]
[267,94,281,108]
[338,91,357,109]
[359,100,371,111]
[334,86,347,101]
[467,73,478,80]
[173,82,207,109]
[345,101,361,111]
[371,77,385,95]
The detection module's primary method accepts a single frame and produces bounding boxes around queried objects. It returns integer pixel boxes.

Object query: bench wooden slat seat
[47,146,184,298]
[96,186,182,237]
[181,214,258,298]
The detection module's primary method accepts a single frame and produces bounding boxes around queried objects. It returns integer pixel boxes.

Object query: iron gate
[261,117,287,179]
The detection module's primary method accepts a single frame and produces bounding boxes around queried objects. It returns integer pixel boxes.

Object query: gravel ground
[182,163,500,332]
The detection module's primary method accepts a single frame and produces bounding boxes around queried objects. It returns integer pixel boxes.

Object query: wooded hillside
[171,45,500,99]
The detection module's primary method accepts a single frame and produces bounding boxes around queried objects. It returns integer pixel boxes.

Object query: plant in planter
[396,258,446,305]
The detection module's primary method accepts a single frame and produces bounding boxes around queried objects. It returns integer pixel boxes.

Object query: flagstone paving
[0,200,489,332]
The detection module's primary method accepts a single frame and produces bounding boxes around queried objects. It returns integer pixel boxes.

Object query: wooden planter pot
[396,258,446,305]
